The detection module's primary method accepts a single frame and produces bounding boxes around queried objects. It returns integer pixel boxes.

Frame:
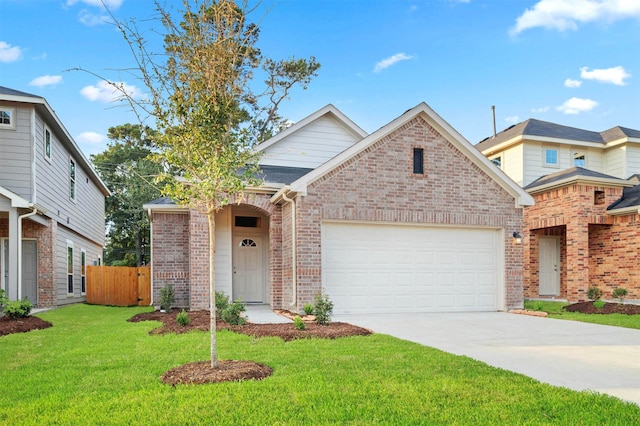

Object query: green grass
[1,304,639,425]
[524,300,640,330]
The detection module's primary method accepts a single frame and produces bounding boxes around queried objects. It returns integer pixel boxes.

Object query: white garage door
[322,222,503,314]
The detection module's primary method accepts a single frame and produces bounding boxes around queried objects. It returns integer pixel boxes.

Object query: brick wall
[152,212,190,307]
[524,183,640,301]
[294,116,525,310]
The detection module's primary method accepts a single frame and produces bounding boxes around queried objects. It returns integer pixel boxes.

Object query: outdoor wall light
[512,232,522,245]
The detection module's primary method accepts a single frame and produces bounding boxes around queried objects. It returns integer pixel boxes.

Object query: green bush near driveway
[1,304,639,425]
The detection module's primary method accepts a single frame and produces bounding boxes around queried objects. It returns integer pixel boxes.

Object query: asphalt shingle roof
[608,182,640,211]
[524,167,623,191]
[476,118,640,152]
[257,165,313,185]
[0,85,40,98]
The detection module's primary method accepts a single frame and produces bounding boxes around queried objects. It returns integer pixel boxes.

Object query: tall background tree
[113,0,320,368]
[92,124,164,267]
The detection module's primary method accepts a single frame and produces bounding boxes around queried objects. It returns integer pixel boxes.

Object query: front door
[22,240,37,304]
[232,236,264,303]
[539,236,560,296]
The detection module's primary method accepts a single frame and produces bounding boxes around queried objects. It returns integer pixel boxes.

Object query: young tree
[114,0,319,368]
[92,124,164,266]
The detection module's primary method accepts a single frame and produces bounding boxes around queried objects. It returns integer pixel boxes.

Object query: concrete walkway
[245,304,291,324]
[333,311,640,406]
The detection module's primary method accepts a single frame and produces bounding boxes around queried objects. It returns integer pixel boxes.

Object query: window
[544,148,558,166]
[490,155,502,168]
[235,216,260,228]
[69,158,76,201]
[413,148,424,174]
[81,249,86,295]
[240,238,257,247]
[67,242,74,295]
[44,126,52,162]
[0,107,16,129]
[573,151,586,167]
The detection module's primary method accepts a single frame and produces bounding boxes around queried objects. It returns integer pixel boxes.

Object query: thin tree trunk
[207,211,217,368]
[135,229,143,267]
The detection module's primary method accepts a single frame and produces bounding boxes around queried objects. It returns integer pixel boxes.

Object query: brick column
[189,210,210,310]
[566,222,589,301]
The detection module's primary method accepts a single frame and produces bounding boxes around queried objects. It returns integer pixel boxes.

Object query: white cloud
[66,0,123,10]
[80,80,143,103]
[531,106,550,113]
[76,131,107,145]
[0,41,22,63]
[374,53,414,73]
[580,65,630,85]
[29,75,63,88]
[556,97,598,114]
[505,115,520,124]
[511,0,640,35]
[564,78,582,88]
[79,10,110,26]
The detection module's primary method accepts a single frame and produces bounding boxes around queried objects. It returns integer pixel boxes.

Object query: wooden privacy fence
[86,265,151,306]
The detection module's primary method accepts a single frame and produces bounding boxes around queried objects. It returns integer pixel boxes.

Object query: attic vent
[594,191,605,205]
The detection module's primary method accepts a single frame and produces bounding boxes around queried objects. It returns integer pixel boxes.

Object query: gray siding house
[0,86,109,307]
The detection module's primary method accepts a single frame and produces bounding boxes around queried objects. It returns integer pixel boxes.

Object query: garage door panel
[322,222,502,314]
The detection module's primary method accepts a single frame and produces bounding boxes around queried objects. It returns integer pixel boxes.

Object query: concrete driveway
[333,311,640,406]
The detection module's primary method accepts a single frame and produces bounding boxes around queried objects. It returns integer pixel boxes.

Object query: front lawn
[524,300,640,330]
[1,304,638,425]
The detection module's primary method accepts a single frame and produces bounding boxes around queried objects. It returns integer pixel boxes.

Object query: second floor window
[573,152,586,167]
[413,148,424,174]
[69,158,76,201]
[44,127,52,161]
[0,107,16,129]
[544,148,558,166]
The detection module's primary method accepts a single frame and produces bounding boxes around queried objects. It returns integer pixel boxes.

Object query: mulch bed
[127,309,372,341]
[161,360,273,386]
[0,315,52,336]
[564,301,640,315]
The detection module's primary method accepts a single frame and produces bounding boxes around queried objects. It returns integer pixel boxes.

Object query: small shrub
[532,301,544,312]
[0,288,8,316]
[303,303,314,315]
[293,315,306,330]
[313,292,333,326]
[215,291,230,319]
[593,299,606,309]
[221,299,246,325]
[587,287,603,301]
[3,298,33,319]
[176,309,190,326]
[612,288,627,304]
[159,284,174,312]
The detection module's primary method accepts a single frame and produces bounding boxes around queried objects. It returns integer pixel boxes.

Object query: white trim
[526,176,633,194]
[607,205,640,216]
[289,103,534,207]
[0,185,31,208]
[254,104,367,153]
[80,248,86,295]
[43,124,53,163]
[543,146,559,168]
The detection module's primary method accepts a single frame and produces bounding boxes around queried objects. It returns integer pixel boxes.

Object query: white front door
[232,236,264,303]
[539,236,561,296]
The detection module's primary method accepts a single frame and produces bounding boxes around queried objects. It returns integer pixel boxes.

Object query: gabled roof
[525,167,635,198]
[253,104,367,153]
[476,118,640,154]
[286,102,534,208]
[0,85,110,196]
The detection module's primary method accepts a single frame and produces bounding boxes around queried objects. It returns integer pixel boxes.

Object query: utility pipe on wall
[281,191,297,308]
[17,207,38,300]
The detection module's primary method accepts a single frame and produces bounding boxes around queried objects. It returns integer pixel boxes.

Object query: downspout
[17,208,38,300]
[147,207,154,307]
[281,191,297,308]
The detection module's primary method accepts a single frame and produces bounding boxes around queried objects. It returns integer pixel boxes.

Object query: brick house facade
[146,103,533,313]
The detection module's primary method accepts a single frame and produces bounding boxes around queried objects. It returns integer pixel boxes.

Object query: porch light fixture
[512,232,522,245]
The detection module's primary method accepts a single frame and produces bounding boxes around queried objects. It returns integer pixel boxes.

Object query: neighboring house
[145,103,533,314]
[0,86,109,307]
[477,119,640,303]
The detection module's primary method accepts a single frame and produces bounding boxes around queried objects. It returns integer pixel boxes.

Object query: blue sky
[1,0,638,159]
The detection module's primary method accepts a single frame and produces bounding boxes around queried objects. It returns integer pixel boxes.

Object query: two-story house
[477,119,640,303]
[0,86,109,308]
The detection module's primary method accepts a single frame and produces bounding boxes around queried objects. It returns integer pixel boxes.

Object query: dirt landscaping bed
[563,301,640,315]
[127,309,372,341]
[0,315,52,336]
